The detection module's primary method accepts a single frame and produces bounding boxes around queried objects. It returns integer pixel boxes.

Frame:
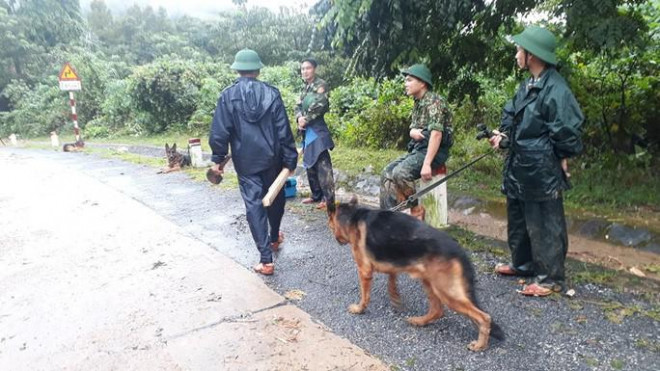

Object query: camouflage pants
[307,150,335,205]
[379,151,425,209]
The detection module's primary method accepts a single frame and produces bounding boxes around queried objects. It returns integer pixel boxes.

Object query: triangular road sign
[58,63,80,81]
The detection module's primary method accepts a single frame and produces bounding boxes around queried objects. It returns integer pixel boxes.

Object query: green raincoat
[500,67,584,201]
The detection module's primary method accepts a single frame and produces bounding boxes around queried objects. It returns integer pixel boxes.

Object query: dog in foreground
[159,143,191,174]
[327,197,504,351]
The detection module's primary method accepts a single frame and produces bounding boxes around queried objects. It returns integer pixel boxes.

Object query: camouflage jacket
[410,91,451,133]
[295,76,329,122]
[408,91,453,156]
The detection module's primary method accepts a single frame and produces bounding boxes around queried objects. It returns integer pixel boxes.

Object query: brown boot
[253,263,274,275]
[410,205,426,221]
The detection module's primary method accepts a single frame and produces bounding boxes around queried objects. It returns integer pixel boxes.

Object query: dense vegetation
[1,0,658,209]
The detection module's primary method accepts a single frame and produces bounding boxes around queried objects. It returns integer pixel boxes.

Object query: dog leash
[390,149,495,212]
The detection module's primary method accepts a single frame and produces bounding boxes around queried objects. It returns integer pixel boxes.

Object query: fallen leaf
[284,289,307,301]
[629,267,646,277]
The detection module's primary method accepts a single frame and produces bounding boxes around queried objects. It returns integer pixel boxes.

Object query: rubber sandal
[494,264,518,276]
[271,231,284,251]
[253,263,274,275]
[316,201,327,210]
[517,283,553,297]
[301,198,319,204]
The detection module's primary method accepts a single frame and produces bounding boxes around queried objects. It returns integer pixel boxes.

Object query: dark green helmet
[231,49,264,71]
[512,26,557,66]
[402,64,433,89]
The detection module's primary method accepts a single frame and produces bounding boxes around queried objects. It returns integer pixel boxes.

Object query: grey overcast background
[80,0,312,18]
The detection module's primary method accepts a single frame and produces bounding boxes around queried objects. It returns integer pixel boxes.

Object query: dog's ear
[349,194,359,206]
[165,143,170,152]
[172,143,177,152]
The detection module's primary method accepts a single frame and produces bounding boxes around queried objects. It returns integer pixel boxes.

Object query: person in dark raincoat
[380,64,453,221]
[294,58,335,210]
[208,49,298,276]
[489,26,584,296]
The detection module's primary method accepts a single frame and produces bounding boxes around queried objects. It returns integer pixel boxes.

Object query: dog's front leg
[349,264,373,314]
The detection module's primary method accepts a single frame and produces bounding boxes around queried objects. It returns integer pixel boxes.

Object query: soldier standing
[490,26,584,296]
[295,58,335,210]
[380,64,453,220]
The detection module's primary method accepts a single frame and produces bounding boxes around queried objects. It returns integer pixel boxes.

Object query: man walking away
[208,49,298,275]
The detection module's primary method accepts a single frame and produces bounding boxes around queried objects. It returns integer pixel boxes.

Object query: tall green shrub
[127,58,206,133]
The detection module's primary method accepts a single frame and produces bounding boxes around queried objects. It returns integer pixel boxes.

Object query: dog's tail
[459,252,505,341]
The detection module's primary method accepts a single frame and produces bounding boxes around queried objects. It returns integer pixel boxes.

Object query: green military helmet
[512,26,558,66]
[402,64,433,89]
[231,49,265,71]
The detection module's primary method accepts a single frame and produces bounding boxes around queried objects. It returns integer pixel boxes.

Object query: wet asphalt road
[9,147,659,371]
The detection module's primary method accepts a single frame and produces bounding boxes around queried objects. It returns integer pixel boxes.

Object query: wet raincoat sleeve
[209,95,233,164]
[273,96,299,171]
[546,87,584,159]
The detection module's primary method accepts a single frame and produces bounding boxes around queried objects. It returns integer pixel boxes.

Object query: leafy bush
[0,80,69,136]
[83,121,110,138]
[101,79,134,130]
[261,61,301,92]
[127,58,206,133]
[326,76,412,149]
[188,77,224,135]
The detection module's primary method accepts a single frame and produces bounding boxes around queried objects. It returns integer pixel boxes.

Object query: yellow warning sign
[58,63,80,81]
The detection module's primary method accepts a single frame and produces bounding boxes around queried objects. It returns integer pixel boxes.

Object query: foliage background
[0,0,658,209]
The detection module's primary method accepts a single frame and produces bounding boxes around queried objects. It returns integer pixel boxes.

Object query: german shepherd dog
[327,197,504,351]
[159,143,191,174]
[63,139,85,152]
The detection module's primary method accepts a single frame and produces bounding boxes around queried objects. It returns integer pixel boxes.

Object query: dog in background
[63,139,85,152]
[50,131,60,148]
[159,143,191,174]
[327,197,504,351]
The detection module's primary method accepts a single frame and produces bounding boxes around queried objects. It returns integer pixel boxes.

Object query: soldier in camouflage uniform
[380,64,453,221]
[295,58,335,210]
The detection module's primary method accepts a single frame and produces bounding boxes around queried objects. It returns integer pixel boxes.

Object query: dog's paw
[467,340,487,352]
[348,304,365,314]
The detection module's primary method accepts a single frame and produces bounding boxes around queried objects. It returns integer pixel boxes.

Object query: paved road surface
[0,148,385,371]
[1,147,658,371]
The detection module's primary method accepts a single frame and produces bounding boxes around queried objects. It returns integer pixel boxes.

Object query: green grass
[610,359,625,370]
[330,144,401,177]
[25,133,659,230]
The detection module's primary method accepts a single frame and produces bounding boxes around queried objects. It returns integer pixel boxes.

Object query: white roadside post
[420,165,449,228]
[58,63,82,142]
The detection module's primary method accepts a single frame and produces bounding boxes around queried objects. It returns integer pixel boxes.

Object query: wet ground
[90,142,660,281]
[5,146,658,370]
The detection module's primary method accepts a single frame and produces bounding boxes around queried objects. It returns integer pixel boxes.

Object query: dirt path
[451,211,660,281]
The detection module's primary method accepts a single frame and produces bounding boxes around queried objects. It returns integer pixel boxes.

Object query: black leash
[390,149,495,212]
